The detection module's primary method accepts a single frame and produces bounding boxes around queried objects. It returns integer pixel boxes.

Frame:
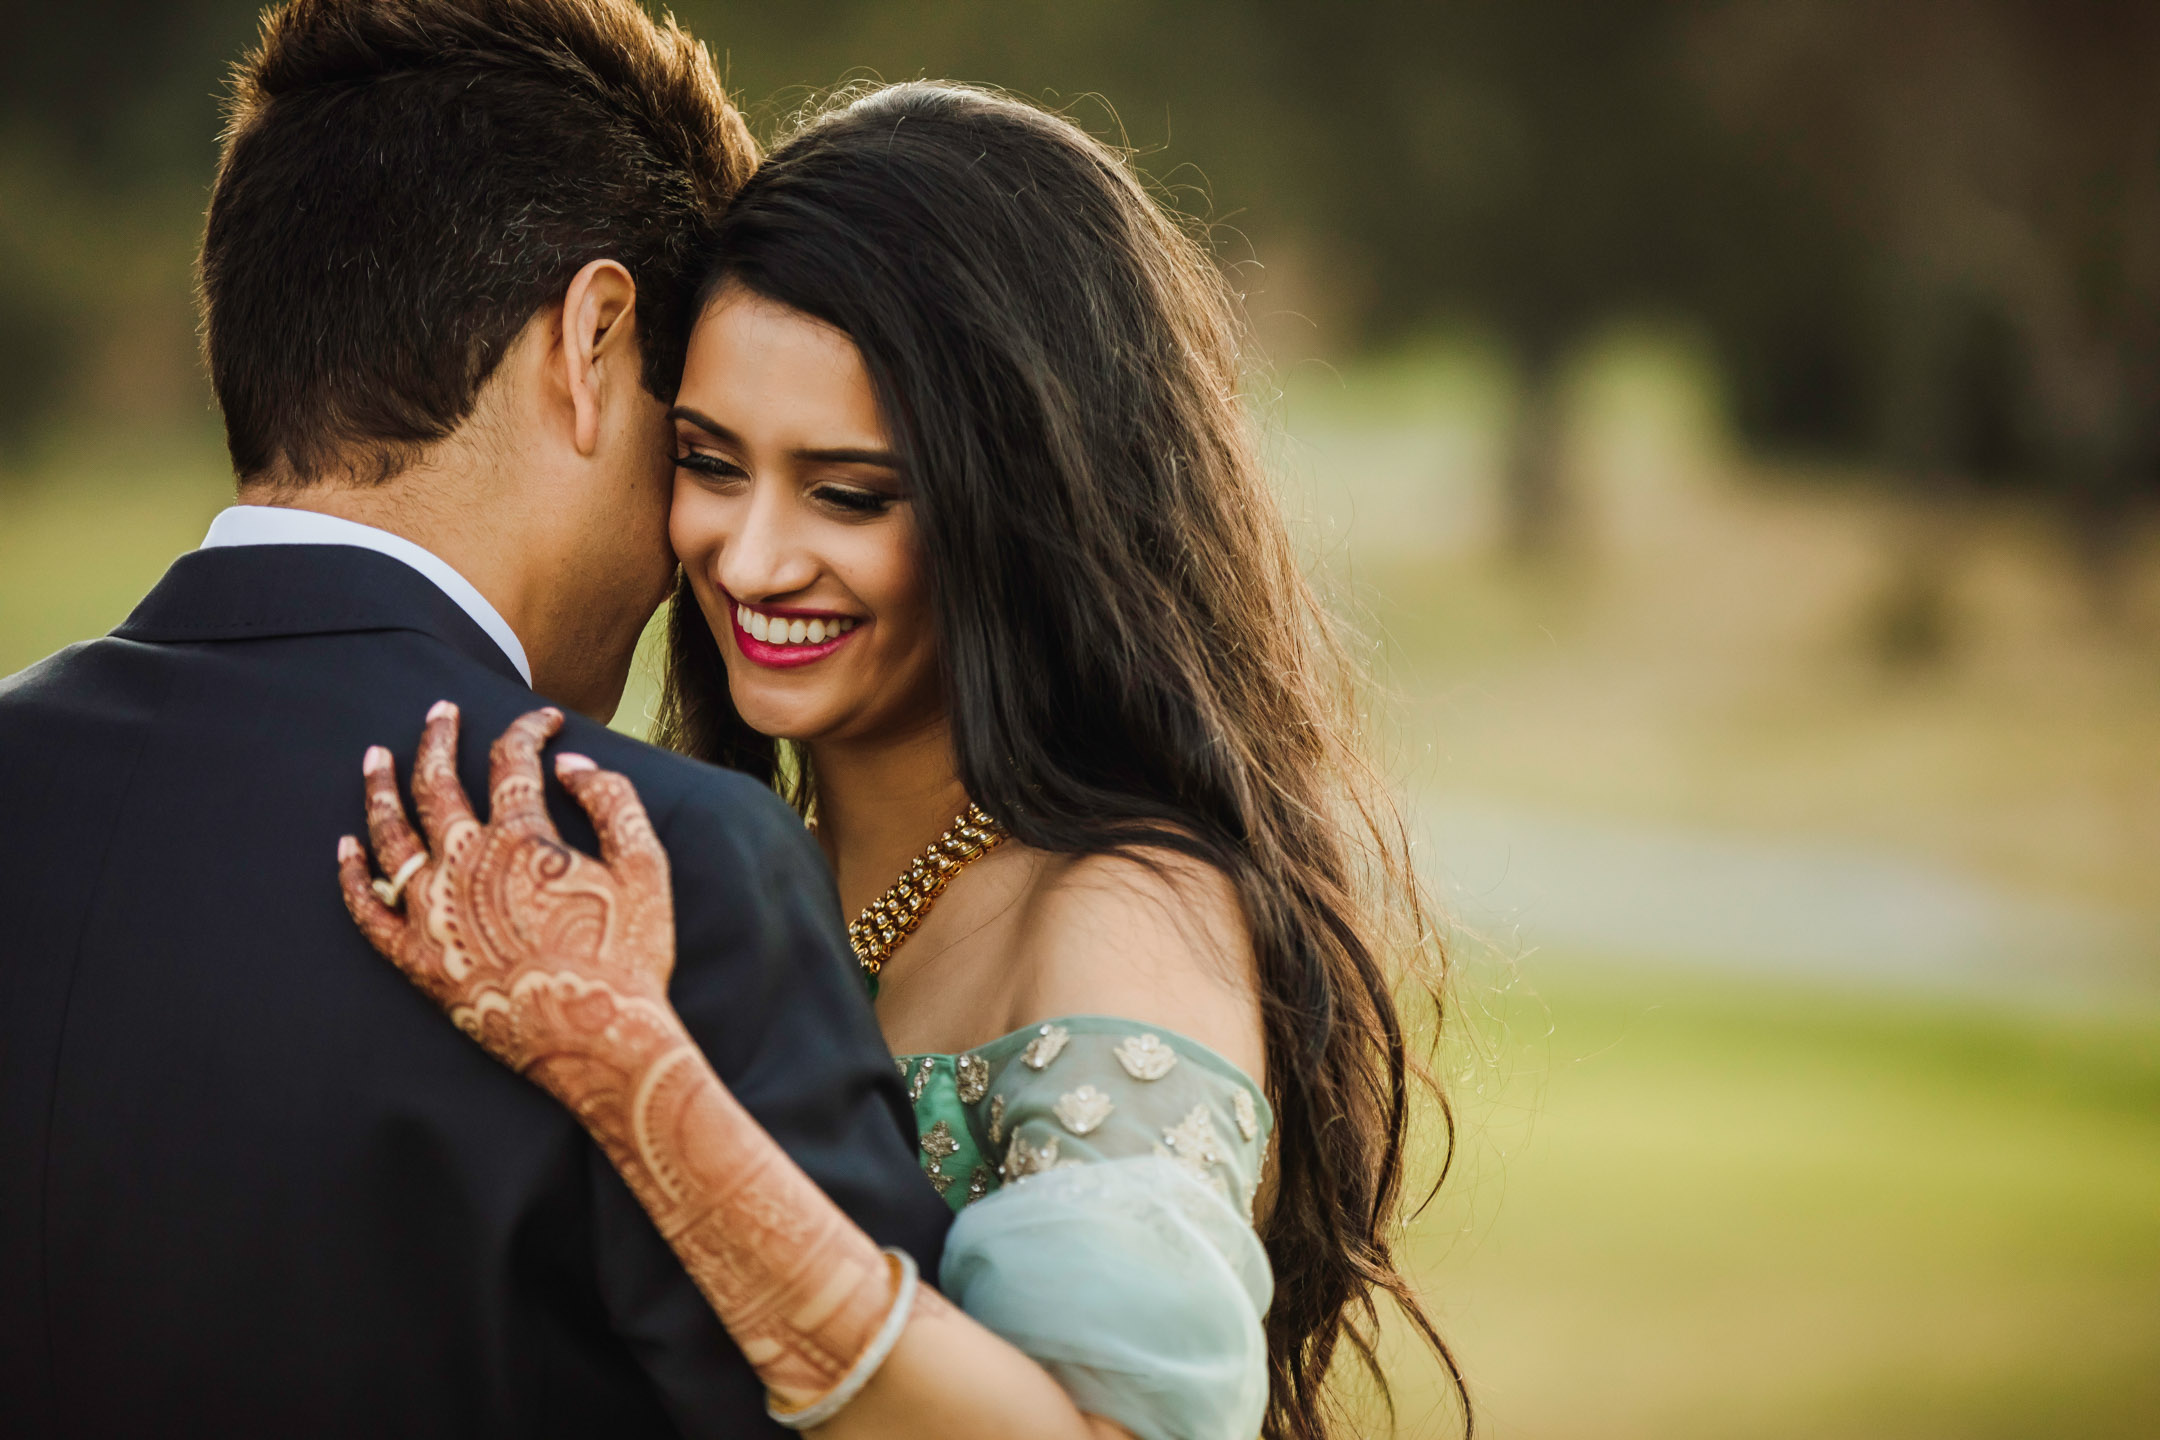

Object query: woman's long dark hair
[656,83,1465,1439]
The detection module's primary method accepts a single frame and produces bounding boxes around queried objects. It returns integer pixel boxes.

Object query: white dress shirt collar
[199,505,533,685]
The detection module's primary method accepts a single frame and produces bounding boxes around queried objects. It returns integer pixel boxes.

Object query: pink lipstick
[727,598,864,669]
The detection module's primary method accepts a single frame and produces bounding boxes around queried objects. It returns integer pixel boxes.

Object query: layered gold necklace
[846,803,1006,990]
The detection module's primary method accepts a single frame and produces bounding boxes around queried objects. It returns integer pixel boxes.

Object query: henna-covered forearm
[519,991,897,1406]
[337,704,901,1412]
[527,1007,899,1408]
[594,1039,897,1405]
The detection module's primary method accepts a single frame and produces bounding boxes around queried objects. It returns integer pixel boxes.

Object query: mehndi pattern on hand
[337,704,909,1413]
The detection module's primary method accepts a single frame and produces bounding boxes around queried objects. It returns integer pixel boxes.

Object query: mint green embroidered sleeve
[924,1018,1276,1440]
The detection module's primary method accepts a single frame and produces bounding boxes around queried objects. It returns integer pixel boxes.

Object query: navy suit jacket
[0,544,949,1438]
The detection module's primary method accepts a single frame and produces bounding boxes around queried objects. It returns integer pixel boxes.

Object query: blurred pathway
[1422,793,2156,1004]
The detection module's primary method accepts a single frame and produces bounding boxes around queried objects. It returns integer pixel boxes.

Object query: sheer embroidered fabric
[895,1017,1275,1440]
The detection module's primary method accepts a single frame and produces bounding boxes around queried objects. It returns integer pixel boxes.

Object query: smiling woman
[667,285,938,745]
[645,81,1463,1440]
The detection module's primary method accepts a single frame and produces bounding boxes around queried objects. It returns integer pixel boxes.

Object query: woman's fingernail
[337,835,359,861]
[556,753,597,776]
[427,700,457,721]
[541,707,564,724]
[363,746,392,772]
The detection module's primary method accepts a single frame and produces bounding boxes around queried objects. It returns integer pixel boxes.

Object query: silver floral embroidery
[921,1118,959,1196]
[1052,1085,1114,1136]
[895,1057,912,1083]
[907,1056,936,1103]
[1001,1129,1059,1182]
[1114,1033,1179,1081]
[955,1052,990,1105]
[1022,1023,1071,1070]
[965,1165,995,1205]
[1233,1088,1259,1142]
[987,1094,1007,1146]
[1160,1104,1229,1198]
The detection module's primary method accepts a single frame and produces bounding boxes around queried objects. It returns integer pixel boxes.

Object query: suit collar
[113,544,529,687]
[199,507,532,683]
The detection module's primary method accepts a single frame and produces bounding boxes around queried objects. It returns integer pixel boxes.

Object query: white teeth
[740,608,858,646]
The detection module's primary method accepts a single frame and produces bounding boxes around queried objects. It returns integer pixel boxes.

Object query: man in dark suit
[0,2,949,1435]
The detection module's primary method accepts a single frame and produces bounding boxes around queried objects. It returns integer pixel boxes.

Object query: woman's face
[669,283,941,745]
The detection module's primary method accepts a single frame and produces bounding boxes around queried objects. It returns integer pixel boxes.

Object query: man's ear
[559,259,639,457]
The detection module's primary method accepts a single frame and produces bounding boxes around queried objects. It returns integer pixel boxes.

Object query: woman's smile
[729,596,865,668]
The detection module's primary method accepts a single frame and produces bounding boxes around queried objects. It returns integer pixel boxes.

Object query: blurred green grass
[0,433,231,676]
[1366,965,2160,1439]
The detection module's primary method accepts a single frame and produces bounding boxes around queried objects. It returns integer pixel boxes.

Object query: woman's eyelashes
[675,449,746,483]
[811,482,897,518]
[673,448,899,518]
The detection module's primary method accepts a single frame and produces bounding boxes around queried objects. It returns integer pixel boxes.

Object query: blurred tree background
[8,1,2160,554]
[2,3,2156,1438]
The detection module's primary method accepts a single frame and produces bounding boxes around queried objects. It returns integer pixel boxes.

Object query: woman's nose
[713,484,819,603]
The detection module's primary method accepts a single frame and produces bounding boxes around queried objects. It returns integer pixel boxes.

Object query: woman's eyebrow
[792,446,905,470]
[670,406,903,471]
[669,405,739,443]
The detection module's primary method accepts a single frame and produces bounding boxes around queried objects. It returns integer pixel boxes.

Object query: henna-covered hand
[337,704,903,1416]
[337,702,683,1106]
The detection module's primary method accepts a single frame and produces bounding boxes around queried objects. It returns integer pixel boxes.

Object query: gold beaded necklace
[845,803,1006,992]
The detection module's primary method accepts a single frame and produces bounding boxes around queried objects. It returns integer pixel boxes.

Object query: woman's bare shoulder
[1003,844,1265,1081]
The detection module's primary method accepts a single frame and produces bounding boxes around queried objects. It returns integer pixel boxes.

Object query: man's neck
[810,719,971,920]
[237,464,553,666]
[242,469,524,611]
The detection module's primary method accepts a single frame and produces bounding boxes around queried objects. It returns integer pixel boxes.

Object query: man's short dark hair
[200,0,755,484]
